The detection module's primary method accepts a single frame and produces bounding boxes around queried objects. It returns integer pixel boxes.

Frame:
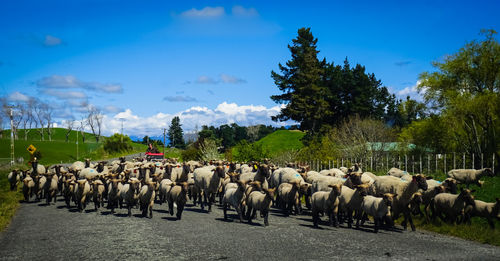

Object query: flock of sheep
[6,157,500,232]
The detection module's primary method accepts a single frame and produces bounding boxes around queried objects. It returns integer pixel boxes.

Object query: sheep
[107,179,123,213]
[443,178,458,194]
[118,178,141,217]
[311,184,342,228]
[387,167,408,178]
[170,163,191,183]
[92,179,105,211]
[8,169,21,191]
[158,179,173,205]
[167,182,189,220]
[431,189,476,224]
[84,158,95,168]
[222,180,247,222]
[420,185,446,217]
[193,165,226,212]
[22,176,35,202]
[358,193,397,233]
[447,168,494,187]
[342,172,363,189]
[304,171,321,184]
[75,179,91,212]
[319,168,345,178]
[245,187,277,226]
[43,173,58,205]
[463,198,500,228]
[139,181,156,218]
[269,167,304,189]
[187,172,200,205]
[63,179,76,208]
[371,174,428,231]
[33,174,46,201]
[69,161,85,175]
[338,184,371,228]
[311,175,344,194]
[276,180,302,216]
[29,158,46,176]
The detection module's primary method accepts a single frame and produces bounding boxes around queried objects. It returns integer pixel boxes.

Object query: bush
[181,144,201,162]
[103,133,132,154]
[233,140,268,162]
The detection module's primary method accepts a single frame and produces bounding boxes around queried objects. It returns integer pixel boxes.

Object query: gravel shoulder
[1,197,499,261]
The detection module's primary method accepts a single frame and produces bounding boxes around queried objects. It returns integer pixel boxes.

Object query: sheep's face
[355,184,370,197]
[131,181,141,194]
[383,193,396,207]
[444,179,458,194]
[214,166,225,178]
[348,173,362,186]
[460,189,475,205]
[412,174,428,191]
[484,168,495,177]
[259,164,271,179]
[328,184,342,196]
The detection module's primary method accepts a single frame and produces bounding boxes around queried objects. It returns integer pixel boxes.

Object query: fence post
[370,156,373,172]
[412,155,414,173]
[463,153,466,169]
[481,153,483,169]
[472,153,475,169]
[419,155,422,173]
[444,154,447,174]
[435,154,438,173]
[493,154,496,174]
[453,152,456,170]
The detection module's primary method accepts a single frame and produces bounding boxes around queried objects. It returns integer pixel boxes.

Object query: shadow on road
[161,216,179,221]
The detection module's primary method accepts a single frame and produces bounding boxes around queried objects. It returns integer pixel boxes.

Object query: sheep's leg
[263,210,269,226]
[223,203,228,220]
[169,201,174,216]
[312,209,319,228]
[128,204,132,217]
[347,210,353,228]
[176,204,183,220]
[246,206,253,223]
[236,206,244,223]
[149,205,153,219]
[406,210,416,231]
[374,218,379,233]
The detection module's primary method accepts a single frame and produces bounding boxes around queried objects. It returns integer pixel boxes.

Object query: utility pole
[76,123,79,161]
[163,128,166,159]
[9,107,15,165]
[119,118,125,143]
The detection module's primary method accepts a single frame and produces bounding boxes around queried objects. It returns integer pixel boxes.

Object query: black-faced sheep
[222,180,247,222]
[246,187,276,226]
[463,198,500,228]
[167,182,189,220]
[358,193,396,233]
[119,178,141,217]
[139,181,156,218]
[8,169,21,191]
[431,189,476,224]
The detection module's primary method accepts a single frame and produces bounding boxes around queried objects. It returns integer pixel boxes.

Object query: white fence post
[463,153,466,169]
[472,153,475,169]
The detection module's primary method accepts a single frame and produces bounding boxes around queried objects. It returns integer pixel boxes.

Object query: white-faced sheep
[311,184,342,228]
[119,178,141,217]
[75,179,91,212]
[139,181,156,218]
[358,193,397,233]
[447,168,494,187]
[463,198,500,228]
[387,167,408,178]
[193,165,226,212]
[222,180,247,222]
[371,173,428,231]
[246,186,276,226]
[338,184,371,228]
[107,179,123,213]
[167,182,189,220]
[431,188,476,224]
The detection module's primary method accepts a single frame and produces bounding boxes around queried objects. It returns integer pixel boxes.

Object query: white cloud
[7,91,31,102]
[41,88,88,99]
[103,105,123,114]
[180,6,225,18]
[36,75,123,93]
[44,35,62,46]
[98,102,294,137]
[220,73,246,84]
[196,75,217,84]
[396,80,426,101]
[163,96,198,102]
[232,6,258,17]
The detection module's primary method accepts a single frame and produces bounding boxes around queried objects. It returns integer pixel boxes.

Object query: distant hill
[254,130,305,156]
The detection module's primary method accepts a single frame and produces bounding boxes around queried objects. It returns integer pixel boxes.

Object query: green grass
[254,130,305,156]
[0,167,23,231]
[0,128,147,166]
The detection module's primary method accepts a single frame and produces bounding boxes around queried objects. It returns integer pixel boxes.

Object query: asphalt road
[1,196,499,261]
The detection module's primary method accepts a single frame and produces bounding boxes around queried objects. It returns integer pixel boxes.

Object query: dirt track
[1,196,499,261]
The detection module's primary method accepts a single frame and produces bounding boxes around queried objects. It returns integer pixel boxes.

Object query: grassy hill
[254,130,305,156]
[0,128,147,166]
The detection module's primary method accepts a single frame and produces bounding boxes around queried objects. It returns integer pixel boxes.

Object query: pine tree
[168,116,185,149]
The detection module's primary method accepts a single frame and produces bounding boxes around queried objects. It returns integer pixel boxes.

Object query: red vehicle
[145,152,164,161]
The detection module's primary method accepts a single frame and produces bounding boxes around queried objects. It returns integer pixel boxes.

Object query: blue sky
[1,0,499,136]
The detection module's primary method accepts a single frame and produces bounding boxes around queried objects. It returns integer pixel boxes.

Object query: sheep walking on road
[311,184,342,228]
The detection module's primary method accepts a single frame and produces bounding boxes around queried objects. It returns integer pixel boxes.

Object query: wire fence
[275,153,496,174]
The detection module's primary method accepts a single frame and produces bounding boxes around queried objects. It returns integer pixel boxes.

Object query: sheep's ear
[470,190,476,193]
[426,176,433,180]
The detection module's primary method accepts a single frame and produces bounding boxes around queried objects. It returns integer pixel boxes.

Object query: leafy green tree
[168,116,185,149]
[394,96,428,128]
[104,133,132,153]
[417,29,500,164]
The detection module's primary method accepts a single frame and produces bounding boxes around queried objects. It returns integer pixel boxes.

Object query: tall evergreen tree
[271,27,329,137]
[168,116,185,149]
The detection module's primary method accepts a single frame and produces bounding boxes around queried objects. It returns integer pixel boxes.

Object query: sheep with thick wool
[311,175,344,194]
[447,168,494,187]
[75,179,91,212]
[338,184,370,228]
[92,179,105,211]
[431,189,476,224]
[119,178,141,217]
[167,182,189,220]
[107,179,123,213]
[311,184,342,228]
[358,193,397,233]
[139,181,156,218]
[276,180,302,216]
[43,173,58,205]
[222,180,247,222]
[193,165,226,212]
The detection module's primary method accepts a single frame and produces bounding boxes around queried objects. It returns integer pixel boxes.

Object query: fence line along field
[3,154,500,252]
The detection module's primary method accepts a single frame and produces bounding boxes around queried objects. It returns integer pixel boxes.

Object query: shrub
[103,133,132,154]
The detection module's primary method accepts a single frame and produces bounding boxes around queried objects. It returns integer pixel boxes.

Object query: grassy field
[0,166,24,231]
[254,130,305,156]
